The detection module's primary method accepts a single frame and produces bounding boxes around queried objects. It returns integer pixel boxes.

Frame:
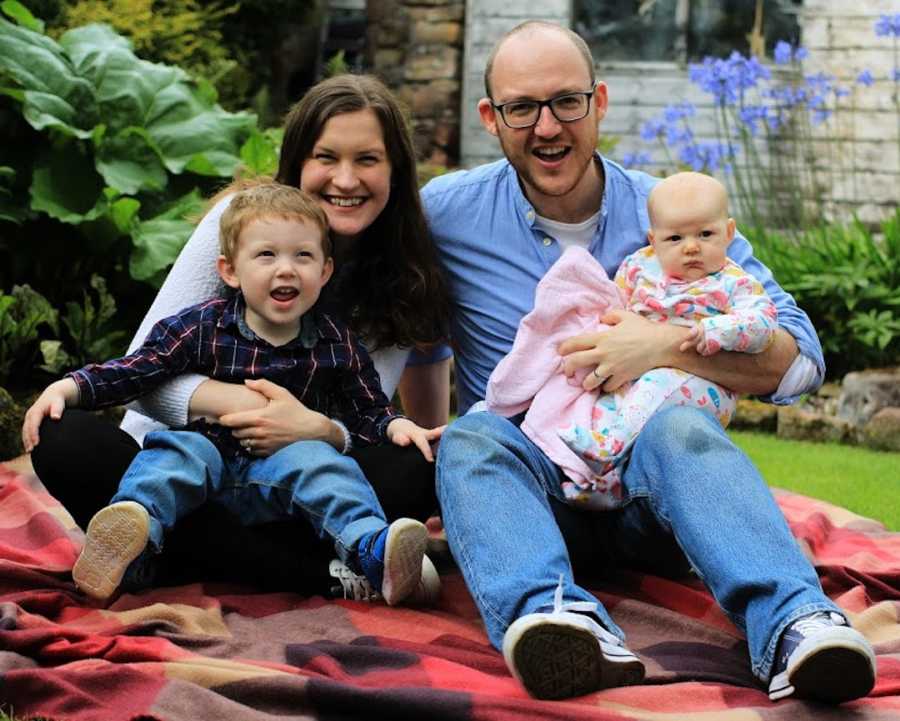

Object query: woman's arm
[128,195,232,427]
[397,356,451,428]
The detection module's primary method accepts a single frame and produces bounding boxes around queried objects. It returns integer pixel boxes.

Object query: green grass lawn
[729,430,900,531]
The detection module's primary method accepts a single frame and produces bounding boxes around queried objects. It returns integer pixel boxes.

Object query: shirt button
[542,237,552,246]
[526,210,534,221]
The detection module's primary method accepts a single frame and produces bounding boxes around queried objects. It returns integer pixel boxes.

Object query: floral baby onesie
[558,246,777,509]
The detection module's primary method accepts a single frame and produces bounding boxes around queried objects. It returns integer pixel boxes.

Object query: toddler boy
[23,183,441,606]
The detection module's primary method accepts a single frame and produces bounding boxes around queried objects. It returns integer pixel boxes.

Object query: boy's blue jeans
[436,406,843,684]
[112,430,388,569]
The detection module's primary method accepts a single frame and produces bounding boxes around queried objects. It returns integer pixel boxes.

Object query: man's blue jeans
[112,430,388,566]
[436,407,842,683]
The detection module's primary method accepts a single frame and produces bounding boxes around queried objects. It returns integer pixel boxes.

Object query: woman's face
[301,108,392,244]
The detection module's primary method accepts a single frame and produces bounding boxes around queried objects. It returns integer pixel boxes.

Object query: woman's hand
[558,310,685,391]
[218,379,342,456]
[386,418,445,461]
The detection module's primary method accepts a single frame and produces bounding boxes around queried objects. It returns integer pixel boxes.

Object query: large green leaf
[94,126,168,194]
[130,190,204,285]
[29,143,106,223]
[0,17,96,136]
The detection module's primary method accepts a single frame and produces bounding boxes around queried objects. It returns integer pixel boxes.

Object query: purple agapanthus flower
[640,118,667,142]
[678,141,735,173]
[875,14,900,38]
[857,69,874,87]
[620,151,652,169]
[774,40,792,65]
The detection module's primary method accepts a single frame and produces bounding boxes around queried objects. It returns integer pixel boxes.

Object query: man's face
[478,30,607,214]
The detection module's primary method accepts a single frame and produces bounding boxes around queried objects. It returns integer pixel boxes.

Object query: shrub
[749,211,900,378]
[0,3,280,383]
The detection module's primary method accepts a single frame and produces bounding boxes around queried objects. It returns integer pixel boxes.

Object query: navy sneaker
[502,576,644,700]
[328,555,441,605]
[768,611,876,703]
[356,518,427,606]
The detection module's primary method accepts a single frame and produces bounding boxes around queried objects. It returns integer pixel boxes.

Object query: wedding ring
[593,367,604,378]
[243,438,253,451]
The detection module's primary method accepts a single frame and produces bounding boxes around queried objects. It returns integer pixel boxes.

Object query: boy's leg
[617,405,874,703]
[437,411,644,699]
[235,440,428,605]
[73,430,225,600]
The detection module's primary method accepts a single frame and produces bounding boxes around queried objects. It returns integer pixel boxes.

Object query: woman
[31,75,451,595]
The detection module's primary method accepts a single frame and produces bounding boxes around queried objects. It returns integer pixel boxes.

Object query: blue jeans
[436,407,842,683]
[113,430,388,565]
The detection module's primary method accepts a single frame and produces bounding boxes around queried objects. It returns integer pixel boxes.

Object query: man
[420,20,876,704]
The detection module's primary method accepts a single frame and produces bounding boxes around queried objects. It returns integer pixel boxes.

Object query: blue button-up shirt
[70,293,399,456]
[422,155,824,414]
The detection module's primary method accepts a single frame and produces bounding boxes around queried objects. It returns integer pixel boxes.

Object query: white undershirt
[533,209,601,251]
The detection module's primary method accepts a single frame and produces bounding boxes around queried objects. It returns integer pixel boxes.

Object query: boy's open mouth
[271,287,299,301]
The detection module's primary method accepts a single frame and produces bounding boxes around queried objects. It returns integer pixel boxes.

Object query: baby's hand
[679,324,720,356]
[386,418,445,462]
[21,378,78,453]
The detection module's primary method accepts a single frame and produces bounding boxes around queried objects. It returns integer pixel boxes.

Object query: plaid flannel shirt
[69,293,400,456]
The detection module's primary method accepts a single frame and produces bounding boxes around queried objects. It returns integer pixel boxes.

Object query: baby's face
[649,207,735,282]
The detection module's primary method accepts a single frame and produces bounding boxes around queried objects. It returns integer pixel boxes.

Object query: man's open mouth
[532,146,570,162]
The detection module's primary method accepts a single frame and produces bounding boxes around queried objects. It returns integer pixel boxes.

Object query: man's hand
[22,378,79,453]
[219,378,339,456]
[558,310,685,391]
[386,418,445,462]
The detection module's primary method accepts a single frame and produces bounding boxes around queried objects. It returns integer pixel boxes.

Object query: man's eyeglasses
[491,85,597,129]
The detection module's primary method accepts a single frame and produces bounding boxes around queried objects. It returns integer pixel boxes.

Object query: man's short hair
[219,182,331,261]
[484,21,596,98]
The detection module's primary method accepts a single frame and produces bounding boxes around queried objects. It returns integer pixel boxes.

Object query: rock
[777,405,855,444]
[860,407,900,452]
[730,398,777,432]
[837,367,900,427]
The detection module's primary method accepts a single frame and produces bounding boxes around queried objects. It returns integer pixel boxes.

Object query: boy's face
[217,216,333,344]
[648,203,735,282]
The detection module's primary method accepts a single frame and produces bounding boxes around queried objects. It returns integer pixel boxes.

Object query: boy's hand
[679,324,719,356]
[22,378,79,453]
[386,418,445,462]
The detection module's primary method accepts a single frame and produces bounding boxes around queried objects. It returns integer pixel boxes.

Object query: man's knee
[441,411,515,455]
[639,406,726,456]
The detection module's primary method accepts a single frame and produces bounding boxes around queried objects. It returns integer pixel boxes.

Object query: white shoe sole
[72,502,150,601]
[503,614,645,700]
[381,518,428,606]
[769,626,876,703]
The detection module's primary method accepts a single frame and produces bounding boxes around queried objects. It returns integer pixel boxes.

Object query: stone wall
[367,0,465,164]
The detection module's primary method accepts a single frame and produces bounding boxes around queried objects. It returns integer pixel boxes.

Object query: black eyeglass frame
[490,83,598,129]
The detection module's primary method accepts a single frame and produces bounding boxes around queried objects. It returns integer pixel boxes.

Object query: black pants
[31,410,438,594]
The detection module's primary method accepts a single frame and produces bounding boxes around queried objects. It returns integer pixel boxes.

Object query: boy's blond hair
[218,180,330,261]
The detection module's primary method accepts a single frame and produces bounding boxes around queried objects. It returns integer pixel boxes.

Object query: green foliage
[324,50,348,78]
[750,211,900,378]
[0,284,58,385]
[40,274,128,372]
[43,0,249,109]
[0,11,262,386]
[731,430,900,531]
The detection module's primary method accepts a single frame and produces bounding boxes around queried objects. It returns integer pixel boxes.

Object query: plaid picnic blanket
[1,463,899,720]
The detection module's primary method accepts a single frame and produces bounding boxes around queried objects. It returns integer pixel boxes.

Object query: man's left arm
[560,231,824,401]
